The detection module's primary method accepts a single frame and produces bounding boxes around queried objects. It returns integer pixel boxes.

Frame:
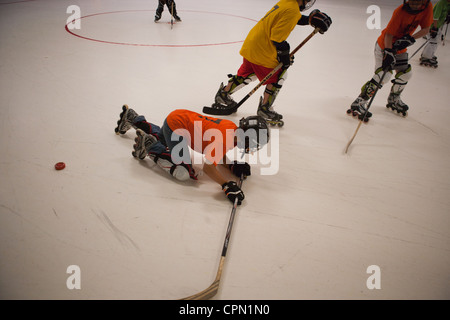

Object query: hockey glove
[274,41,291,70]
[430,26,438,39]
[393,34,415,51]
[382,48,396,71]
[229,161,251,178]
[222,181,245,205]
[309,10,332,34]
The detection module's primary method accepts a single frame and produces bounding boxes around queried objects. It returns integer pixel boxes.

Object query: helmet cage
[300,0,316,12]
[237,116,269,154]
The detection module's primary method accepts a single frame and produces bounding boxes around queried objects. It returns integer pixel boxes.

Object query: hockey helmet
[236,115,269,154]
[403,0,430,14]
[300,0,316,12]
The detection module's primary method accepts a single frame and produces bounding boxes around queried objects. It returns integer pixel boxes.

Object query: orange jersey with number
[166,109,237,165]
[377,3,433,53]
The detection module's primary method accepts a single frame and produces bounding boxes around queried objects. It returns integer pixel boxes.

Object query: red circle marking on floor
[65,10,257,47]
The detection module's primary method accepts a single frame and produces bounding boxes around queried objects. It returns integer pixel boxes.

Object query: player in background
[209,0,332,126]
[420,0,450,67]
[349,0,433,119]
[115,105,269,205]
[154,0,181,22]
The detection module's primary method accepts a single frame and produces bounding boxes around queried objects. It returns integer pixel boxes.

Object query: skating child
[154,0,181,22]
[207,0,332,126]
[420,0,450,68]
[349,0,433,120]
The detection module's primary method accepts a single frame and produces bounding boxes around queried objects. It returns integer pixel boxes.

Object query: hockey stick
[409,37,430,59]
[345,69,389,154]
[203,28,320,116]
[170,1,174,29]
[180,174,245,300]
[442,23,448,46]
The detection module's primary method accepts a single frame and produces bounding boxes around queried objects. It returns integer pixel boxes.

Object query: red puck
[55,162,66,170]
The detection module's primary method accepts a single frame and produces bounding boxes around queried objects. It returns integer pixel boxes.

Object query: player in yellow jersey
[209,0,331,125]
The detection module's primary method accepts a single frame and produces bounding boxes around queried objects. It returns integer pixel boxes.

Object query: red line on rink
[65,9,256,47]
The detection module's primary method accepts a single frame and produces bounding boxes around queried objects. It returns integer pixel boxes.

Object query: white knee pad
[171,165,190,181]
[391,65,412,94]
[228,73,257,95]
[152,155,190,181]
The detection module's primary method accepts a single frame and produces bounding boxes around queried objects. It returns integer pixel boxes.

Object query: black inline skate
[419,57,438,68]
[386,93,408,116]
[347,96,372,122]
[257,97,284,127]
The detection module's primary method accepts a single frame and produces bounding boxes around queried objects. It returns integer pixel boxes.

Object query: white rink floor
[0,0,449,300]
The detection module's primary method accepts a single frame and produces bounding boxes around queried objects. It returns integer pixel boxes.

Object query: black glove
[274,41,291,70]
[382,48,396,71]
[430,26,439,39]
[229,161,251,178]
[222,181,245,205]
[309,10,332,34]
[393,34,415,51]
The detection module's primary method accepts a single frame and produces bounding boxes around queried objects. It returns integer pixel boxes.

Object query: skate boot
[347,96,372,122]
[210,82,238,112]
[154,12,162,22]
[132,129,158,160]
[386,93,408,116]
[257,97,284,127]
[419,57,438,68]
[115,105,139,135]
[173,14,181,22]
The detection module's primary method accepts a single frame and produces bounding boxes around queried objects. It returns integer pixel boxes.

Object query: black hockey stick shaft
[409,37,430,59]
[180,174,244,300]
[170,1,174,29]
[345,69,389,154]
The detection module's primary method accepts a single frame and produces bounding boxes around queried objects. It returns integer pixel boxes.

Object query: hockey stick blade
[180,258,224,300]
[180,280,220,300]
[202,105,236,115]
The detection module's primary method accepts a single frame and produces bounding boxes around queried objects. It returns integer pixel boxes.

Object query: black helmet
[237,115,270,153]
[402,0,430,14]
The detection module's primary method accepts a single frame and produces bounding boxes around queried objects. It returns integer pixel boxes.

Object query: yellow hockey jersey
[240,0,302,69]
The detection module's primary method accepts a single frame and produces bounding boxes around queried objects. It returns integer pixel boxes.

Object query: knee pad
[151,152,196,181]
[391,64,412,94]
[227,73,257,94]
[393,64,412,85]
[372,67,392,86]
[264,69,288,107]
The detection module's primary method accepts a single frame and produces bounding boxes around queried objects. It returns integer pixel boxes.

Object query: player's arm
[203,157,245,205]
[412,26,430,39]
[384,33,394,49]
[203,162,228,186]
